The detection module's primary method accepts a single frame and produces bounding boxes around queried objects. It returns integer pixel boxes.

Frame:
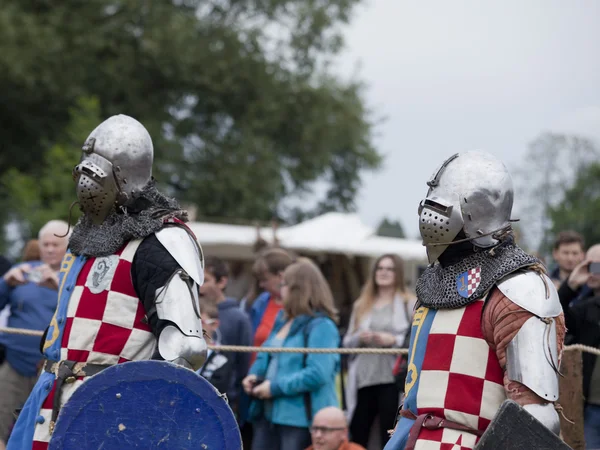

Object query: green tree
[0,97,101,244]
[514,132,599,252]
[376,217,405,238]
[0,1,381,232]
[548,162,600,248]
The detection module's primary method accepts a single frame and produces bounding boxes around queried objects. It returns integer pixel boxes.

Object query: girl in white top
[343,254,415,448]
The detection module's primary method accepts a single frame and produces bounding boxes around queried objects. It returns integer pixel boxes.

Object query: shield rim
[49,360,241,450]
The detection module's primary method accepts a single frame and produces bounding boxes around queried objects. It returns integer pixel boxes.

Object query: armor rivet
[82,137,96,154]
[116,393,122,399]
[65,376,76,384]
[195,408,201,413]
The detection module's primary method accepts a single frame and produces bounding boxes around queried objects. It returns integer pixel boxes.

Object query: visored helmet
[418,151,514,264]
[73,115,153,224]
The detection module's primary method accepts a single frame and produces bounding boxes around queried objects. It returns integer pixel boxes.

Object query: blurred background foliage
[0,0,381,251]
[0,1,598,257]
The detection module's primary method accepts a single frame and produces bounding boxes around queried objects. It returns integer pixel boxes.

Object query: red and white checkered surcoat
[32,239,156,449]
[402,299,506,449]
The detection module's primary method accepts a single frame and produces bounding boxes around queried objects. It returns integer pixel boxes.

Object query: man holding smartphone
[557,243,600,448]
[0,220,69,450]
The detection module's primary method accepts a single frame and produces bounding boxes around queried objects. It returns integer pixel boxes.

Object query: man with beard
[550,231,585,289]
[558,244,600,448]
[7,115,207,450]
[384,151,566,450]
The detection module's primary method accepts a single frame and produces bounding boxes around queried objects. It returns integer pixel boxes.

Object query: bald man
[558,243,600,448]
[306,407,365,450]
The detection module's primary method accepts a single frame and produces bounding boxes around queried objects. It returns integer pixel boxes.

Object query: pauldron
[416,242,539,309]
[153,226,207,370]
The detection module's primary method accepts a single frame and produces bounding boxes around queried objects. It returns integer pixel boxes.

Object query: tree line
[0,0,381,250]
[0,2,596,256]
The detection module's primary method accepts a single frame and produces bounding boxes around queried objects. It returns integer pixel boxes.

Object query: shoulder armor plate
[155,226,204,286]
[496,271,562,318]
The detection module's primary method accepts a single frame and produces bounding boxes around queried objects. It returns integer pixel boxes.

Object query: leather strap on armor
[43,359,112,434]
[401,410,483,450]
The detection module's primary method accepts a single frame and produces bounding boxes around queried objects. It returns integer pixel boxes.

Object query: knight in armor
[384,151,566,450]
[7,115,208,450]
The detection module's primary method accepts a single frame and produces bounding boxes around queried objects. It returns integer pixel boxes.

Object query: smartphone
[26,268,43,284]
[589,262,600,275]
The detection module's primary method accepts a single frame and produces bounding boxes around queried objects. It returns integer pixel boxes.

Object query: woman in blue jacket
[242,257,340,450]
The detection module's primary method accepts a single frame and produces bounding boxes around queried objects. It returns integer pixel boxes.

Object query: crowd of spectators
[1,225,599,449]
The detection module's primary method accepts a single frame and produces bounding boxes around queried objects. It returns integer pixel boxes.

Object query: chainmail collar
[416,240,539,310]
[69,181,188,257]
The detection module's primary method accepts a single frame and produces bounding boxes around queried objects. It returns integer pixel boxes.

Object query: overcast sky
[336,0,600,238]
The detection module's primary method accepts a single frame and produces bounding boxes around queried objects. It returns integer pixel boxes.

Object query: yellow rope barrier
[0,327,45,337]
[209,344,408,354]
[1,326,599,356]
[562,343,600,355]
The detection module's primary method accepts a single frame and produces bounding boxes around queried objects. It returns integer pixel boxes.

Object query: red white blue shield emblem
[456,267,482,298]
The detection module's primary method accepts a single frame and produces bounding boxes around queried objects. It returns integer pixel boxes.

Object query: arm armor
[523,404,561,435]
[153,226,207,370]
[496,271,562,433]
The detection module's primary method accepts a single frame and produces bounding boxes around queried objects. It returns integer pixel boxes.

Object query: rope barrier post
[559,349,585,450]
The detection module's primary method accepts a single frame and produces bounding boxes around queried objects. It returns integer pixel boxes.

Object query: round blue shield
[49,360,241,450]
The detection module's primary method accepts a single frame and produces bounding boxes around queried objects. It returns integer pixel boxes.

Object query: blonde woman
[242,258,340,450]
[343,254,415,448]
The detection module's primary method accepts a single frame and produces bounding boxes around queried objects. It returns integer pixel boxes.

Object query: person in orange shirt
[306,407,366,450]
[248,248,294,365]
[240,247,294,449]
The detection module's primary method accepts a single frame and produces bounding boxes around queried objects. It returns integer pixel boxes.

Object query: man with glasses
[306,407,365,450]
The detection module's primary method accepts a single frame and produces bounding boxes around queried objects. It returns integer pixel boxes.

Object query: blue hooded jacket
[248,311,340,428]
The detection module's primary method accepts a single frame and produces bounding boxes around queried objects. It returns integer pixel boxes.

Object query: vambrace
[505,316,559,402]
[523,403,560,435]
[155,269,207,370]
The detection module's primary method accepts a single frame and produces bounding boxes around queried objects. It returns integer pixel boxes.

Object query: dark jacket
[218,298,253,412]
[558,281,600,401]
[549,265,561,283]
[0,256,11,276]
[198,330,234,395]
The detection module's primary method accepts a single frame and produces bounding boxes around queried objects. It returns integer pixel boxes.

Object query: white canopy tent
[189,212,428,330]
[188,212,427,263]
